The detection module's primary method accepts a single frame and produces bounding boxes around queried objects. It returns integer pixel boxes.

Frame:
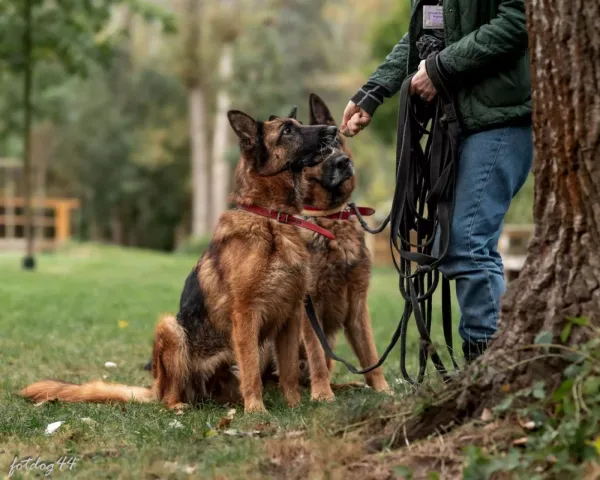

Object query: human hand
[410,60,437,102]
[340,101,372,137]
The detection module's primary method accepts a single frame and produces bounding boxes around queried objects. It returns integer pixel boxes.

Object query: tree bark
[486,0,600,376]
[210,43,233,228]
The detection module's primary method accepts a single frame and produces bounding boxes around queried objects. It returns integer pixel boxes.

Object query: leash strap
[237,204,335,240]
[305,53,461,385]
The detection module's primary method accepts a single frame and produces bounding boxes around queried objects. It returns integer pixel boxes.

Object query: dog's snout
[320,125,338,139]
[335,155,350,169]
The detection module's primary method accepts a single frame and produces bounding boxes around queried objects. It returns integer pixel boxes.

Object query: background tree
[0,0,173,268]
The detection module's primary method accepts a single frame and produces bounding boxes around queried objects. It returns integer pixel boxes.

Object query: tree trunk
[210,43,233,228]
[190,86,210,237]
[185,0,210,238]
[22,0,35,270]
[485,0,600,378]
[32,123,53,242]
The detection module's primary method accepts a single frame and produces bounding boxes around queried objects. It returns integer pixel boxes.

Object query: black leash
[305,52,461,385]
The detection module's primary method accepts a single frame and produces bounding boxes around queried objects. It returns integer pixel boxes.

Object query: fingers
[342,111,372,137]
[410,68,438,102]
[340,101,359,134]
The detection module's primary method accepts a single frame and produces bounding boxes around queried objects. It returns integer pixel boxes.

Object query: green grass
[0,244,460,479]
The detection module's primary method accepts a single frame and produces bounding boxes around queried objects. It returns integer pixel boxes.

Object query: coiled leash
[305,49,462,386]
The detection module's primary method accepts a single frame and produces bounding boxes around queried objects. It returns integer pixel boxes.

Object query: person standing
[341,0,533,362]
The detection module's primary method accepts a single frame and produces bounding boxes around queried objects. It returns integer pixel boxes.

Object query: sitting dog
[298,94,391,401]
[20,109,338,413]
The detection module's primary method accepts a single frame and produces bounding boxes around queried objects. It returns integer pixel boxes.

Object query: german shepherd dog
[297,94,391,401]
[20,110,338,413]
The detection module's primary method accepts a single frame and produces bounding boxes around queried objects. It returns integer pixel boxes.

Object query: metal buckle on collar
[276,212,290,223]
[338,206,350,220]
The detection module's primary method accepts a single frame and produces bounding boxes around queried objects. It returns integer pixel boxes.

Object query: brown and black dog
[298,94,391,401]
[20,109,338,413]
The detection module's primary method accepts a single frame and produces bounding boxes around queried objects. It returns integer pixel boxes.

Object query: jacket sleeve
[437,0,528,81]
[366,33,410,96]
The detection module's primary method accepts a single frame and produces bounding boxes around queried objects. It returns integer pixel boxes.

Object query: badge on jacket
[423,5,444,30]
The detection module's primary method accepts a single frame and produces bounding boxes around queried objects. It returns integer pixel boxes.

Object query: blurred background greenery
[0,0,532,255]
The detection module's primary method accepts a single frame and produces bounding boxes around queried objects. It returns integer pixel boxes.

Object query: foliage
[231,0,334,121]
[464,326,600,479]
[51,56,190,251]
[0,0,174,75]
[366,0,411,144]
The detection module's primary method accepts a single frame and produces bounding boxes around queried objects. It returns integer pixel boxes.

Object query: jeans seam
[465,127,509,341]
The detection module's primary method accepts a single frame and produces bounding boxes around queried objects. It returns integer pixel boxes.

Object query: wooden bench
[498,224,533,282]
[0,197,80,251]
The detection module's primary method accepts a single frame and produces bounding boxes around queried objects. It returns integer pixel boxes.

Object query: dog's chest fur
[197,212,310,340]
[304,218,371,333]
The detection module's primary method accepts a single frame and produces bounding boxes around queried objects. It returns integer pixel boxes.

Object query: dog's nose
[335,155,350,169]
[322,126,338,138]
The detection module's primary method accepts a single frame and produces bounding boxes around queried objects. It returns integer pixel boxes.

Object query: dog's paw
[371,380,393,396]
[285,391,302,408]
[168,402,189,415]
[244,399,267,414]
[311,388,335,403]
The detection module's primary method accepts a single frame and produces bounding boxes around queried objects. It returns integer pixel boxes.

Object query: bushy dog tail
[19,380,156,404]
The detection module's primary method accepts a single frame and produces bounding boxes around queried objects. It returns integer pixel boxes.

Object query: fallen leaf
[205,429,218,438]
[480,408,494,422]
[182,466,197,474]
[216,408,237,430]
[80,417,97,426]
[45,421,64,435]
[104,361,117,368]
[168,420,183,429]
[222,429,260,437]
[519,419,537,431]
[118,320,129,328]
[512,437,528,446]
[217,417,232,430]
[500,384,511,393]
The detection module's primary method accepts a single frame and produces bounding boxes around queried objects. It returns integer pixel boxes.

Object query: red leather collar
[302,204,375,220]
[237,204,335,240]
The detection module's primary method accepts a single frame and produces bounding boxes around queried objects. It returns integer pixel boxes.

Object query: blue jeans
[438,126,533,345]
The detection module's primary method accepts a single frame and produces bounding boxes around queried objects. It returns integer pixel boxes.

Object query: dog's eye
[282,126,292,135]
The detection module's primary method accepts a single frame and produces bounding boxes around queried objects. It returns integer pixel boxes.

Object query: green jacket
[369,0,531,133]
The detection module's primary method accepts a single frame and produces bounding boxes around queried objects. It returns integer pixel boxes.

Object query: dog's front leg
[345,296,391,394]
[275,306,302,407]
[232,310,266,413]
[301,307,335,402]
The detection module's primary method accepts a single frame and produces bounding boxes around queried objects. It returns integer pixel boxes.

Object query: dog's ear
[309,93,336,126]
[287,106,297,119]
[228,110,258,143]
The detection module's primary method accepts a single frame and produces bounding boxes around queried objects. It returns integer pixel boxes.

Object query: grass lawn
[0,244,460,479]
